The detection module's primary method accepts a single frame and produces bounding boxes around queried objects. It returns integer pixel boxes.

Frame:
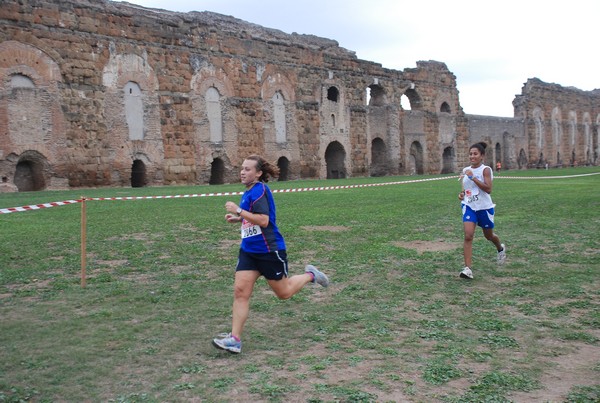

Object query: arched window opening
[583,116,591,164]
[14,159,45,191]
[370,137,388,177]
[569,115,577,147]
[551,108,561,159]
[440,102,451,113]
[10,74,35,89]
[552,118,559,146]
[518,149,528,169]
[368,84,385,106]
[327,86,339,102]
[400,94,411,110]
[537,152,545,168]
[495,143,502,169]
[124,81,144,140]
[325,141,346,179]
[277,157,289,181]
[402,88,422,111]
[409,141,424,175]
[206,87,223,143]
[594,118,600,165]
[273,91,286,143]
[131,159,146,187]
[534,115,543,150]
[441,146,455,174]
[209,158,225,185]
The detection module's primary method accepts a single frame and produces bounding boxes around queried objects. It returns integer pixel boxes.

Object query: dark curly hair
[469,142,488,155]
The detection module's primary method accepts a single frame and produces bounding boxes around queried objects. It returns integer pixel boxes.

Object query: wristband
[468,175,474,180]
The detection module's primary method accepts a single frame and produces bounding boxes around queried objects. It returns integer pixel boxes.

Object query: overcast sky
[123,0,598,117]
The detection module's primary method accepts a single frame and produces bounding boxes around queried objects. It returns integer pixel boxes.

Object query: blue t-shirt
[239,182,286,253]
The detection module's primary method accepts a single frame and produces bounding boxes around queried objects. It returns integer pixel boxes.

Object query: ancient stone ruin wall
[466,115,525,170]
[0,0,598,191]
[513,78,600,168]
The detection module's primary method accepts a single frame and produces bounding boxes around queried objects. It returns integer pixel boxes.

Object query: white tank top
[461,164,495,210]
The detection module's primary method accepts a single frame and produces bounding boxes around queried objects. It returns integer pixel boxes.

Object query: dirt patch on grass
[301,225,350,232]
[93,259,129,268]
[509,340,600,402]
[392,240,461,254]
[218,239,240,250]
[107,232,152,241]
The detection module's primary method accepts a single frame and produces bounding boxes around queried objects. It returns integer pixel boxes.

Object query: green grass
[1,167,599,402]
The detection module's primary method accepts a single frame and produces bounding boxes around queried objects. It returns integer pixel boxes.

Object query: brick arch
[191,66,238,184]
[436,94,453,113]
[260,71,295,102]
[191,68,235,97]
[260,70,301,176]
[102,52,159,91]
[439,101,451,113]
[120,142,164,186]
[402,88,423,110]
[0,41,68,188]
[409,141,424,175]
[0,41,62,85]
[370,137,389,177]
[13,149,50,191]
[324,141,347,179]
[101,52,163,186]
[368,83,387,106]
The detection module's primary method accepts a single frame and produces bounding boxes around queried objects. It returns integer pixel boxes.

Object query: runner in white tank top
[457,142,506,279]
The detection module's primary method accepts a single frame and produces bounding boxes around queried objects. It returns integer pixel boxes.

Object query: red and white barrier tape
[0,199,82,214]
[2,172,598,214]
[88,192,245,201]
[494,172,600,180]
[0,176,451,214]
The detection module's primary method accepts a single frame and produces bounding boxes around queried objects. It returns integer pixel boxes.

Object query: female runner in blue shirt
[213,155,329,353]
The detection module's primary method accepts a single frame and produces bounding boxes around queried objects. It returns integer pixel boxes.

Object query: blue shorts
[236,249,288,280]
[461,204,495,229]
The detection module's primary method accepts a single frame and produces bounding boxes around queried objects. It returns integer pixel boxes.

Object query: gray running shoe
[497,244,506,265]
[305,265,329,287]
[460,266,473,279]
[212,333,241,354]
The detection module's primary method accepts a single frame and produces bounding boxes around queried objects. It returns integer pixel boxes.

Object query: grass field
[1,167,599,402]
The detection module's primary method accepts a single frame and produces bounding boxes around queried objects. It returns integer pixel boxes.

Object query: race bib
[464,187,479,197]
[465,188,480,203]
[241,220,262,239]
[463,175,479,201]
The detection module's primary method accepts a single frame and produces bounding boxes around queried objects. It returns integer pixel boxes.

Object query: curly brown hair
[245,155,280,182]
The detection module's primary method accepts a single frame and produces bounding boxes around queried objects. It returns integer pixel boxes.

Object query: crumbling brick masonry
[0,0,598,191]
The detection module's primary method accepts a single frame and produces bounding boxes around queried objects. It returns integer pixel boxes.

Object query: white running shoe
[460,266,473,279]
[497,244,506,265]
